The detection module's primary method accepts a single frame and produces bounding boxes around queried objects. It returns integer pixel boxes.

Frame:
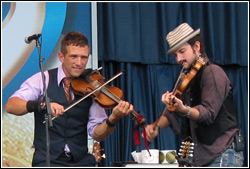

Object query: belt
[65,151,72,158]
[57,151,74,162]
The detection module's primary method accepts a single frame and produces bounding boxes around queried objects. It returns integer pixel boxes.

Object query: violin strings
[94,80,121,103]
[99,83,139,116]
[101,87,121,103]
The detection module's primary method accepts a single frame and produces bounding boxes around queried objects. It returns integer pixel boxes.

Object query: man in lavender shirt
[6,31,134,167]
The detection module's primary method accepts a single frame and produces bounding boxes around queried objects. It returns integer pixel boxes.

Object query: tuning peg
[181,141,193,145]
[180,145,188,148]
[189,143,195,147]
[89,145,93,149]
[185,154,193,158]
[102,154,106,158]
[178,152,187,155]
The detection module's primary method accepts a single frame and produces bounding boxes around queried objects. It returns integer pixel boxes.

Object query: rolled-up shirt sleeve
[87,99,108,138]
[194,64,232,125]
[163,109,181,135]
[10,71,48,101]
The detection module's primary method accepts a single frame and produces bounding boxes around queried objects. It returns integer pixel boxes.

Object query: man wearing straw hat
[143,23,244,167]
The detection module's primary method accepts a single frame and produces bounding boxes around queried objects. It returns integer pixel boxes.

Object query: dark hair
[61,31,89,55]
[187,33,206,58]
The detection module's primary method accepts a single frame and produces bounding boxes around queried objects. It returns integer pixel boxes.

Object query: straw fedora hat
[166,23,200,54]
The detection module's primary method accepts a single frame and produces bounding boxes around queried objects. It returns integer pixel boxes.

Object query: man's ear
[58,52,64,63]
[194,41,201,52]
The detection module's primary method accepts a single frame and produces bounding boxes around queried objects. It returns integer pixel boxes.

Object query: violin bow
[172,66,185,93]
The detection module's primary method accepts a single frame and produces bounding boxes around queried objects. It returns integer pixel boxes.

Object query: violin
[48,69,123,123]
[167,58,205,111]
[71,70,123,109]
[71,69,146,125]
[74,69,150,153]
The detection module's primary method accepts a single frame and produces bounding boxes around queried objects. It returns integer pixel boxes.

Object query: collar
[57,65,67,87]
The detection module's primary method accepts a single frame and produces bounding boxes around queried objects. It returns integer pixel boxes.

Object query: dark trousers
[32,152,96,167]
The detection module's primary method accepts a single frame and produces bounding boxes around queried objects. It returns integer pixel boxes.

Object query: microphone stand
[36,37,53,167]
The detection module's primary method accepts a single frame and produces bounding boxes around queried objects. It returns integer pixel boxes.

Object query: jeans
[206,143,244,167]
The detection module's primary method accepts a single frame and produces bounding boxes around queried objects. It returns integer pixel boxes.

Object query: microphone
[25,34,41,44]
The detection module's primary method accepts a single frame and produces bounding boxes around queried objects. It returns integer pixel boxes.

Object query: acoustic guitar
[176,139,194,167]
[91,142,105,164]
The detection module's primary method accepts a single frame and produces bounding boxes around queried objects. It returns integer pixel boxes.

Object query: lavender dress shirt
[10,65,108,138]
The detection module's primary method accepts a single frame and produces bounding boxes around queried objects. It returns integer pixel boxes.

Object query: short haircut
[61,31,89,55]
